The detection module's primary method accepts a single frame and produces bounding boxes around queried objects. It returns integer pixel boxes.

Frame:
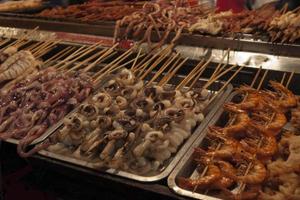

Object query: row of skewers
[177,69,300,199]
[114,1,300,47]
[37,1,144,22]
[0,30,245,177]
[24,48,243,176]
[0,30,125,151]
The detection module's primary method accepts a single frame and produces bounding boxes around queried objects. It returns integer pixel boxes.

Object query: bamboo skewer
[175,58,206,90]
[203,64,238,90]
[56,43,107,70]
[131,48,143,70]
[187,58,213,89]
[93,48,135,82]
[66,49,108,72]
[54,42,105,69]
[52,45,87,68]
[211,49,230,79]
[43,46,76,65]
[139,50,171,80]
[208,66,245,105]
[159,57,189,87]
[134,45,173,73]
[157,57,181,86]
[146,52,180,86]
[136,45,172,77]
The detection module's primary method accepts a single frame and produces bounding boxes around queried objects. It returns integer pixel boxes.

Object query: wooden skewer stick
[131,48,143,70]
[250,66,262,88]
[139,49,171,80]
[146,52,180,86]
[24,41,41,51]
[43,46,76,65]
[160,57,189,87]
[175,58,206,90]
[93,47,134,80]
[33,40,61,57]
[52,45,87,68]
[257,69,269,90]
[56,42,108,70]
[114,53,145,70]
[30,40,56,53]
[66,49,108,72]
[187,57,214,89]
[286,71,295,88]
[54,41,106,68]
[203,64,238,90]
[135,45,172,77]
[208,66,245,105]
[132,45,170,73]
[158,57,181,86]
[211,48,230,79]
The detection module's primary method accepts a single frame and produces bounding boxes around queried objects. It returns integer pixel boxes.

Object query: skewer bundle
[24,47,242,176]
[178,71,299,199]
[0,31,127,154]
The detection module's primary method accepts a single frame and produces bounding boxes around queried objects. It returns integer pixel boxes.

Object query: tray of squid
[168,69,299,200]
[0,34,124,149]
[27,49,242,182]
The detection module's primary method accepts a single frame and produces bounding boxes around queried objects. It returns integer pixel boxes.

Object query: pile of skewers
[37,1,143,22]
[178,71,299,199]
[26,47,244,176]
[114,1,300,45]
[0,30,130,156]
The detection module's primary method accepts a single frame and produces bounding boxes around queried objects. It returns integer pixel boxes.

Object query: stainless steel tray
[37,78,233,182]
[168,91,242,199]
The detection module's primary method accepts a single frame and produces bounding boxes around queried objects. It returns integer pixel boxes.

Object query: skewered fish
[0,50,39,83]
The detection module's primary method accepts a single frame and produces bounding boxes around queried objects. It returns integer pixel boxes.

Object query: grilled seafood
[0,50,39,83]
[44,68,209,175]
[178,157,222,189]
[0,67,93,155]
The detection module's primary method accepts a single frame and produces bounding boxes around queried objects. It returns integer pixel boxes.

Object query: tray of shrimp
[168,80,299,200]
[28,64,233,182]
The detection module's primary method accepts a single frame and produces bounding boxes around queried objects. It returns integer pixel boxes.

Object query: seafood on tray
[0,0,42,12]
[43,68,211,175]
[114,0,300,44]
[0,67,94,156]
[178,81,299,200]
[114,1,213,47]
[0,47,40,84]
[37,1,142,22]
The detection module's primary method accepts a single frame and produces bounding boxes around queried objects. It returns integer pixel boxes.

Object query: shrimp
[230,156,267,185]
[269,81,297,112]
[222,103,252,137]
[212,160,236,189]
[194,130,246,160]
[241,126,278,158]
[252,100,287,136]
[178,161,221,189]
[235,85,263,111]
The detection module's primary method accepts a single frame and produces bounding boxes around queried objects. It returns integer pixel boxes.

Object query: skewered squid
[45,67,210,175]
